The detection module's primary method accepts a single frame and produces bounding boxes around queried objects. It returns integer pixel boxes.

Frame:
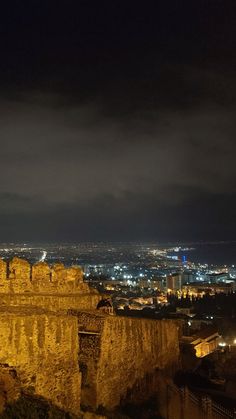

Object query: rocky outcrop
[0,366,20,414]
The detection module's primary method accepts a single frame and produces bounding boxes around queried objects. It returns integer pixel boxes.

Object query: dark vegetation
[0,394,79,419]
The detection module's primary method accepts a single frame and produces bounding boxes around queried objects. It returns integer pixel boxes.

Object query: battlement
[0,257,90,294]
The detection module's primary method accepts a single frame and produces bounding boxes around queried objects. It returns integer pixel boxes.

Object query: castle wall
[0,257,182,416]
[0,308,81,415]
[77,312,181,410]
[0,257,88,295]
[32,262,52,292]
[0,293,101,312]
[0,257,101,311]
[0,259,7,281]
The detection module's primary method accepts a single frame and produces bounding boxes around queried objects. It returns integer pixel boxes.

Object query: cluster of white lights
[127,280,137,286]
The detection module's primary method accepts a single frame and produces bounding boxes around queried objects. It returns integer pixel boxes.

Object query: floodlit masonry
[0,257,101,311]
[0,257,87,294]
[0,307,81,415]
[0,257,181,417]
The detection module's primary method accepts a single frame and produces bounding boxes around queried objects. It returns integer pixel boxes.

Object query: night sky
[0,1,236,242]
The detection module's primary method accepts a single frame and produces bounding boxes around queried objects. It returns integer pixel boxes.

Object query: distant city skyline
[1,240,236,267]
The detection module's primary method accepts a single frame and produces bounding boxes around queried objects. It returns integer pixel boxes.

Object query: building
[181,327,220,358]
[166,273,182,292]
[206,272,229,283]
[182,281,236,297]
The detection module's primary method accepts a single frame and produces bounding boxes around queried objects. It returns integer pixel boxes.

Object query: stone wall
[0,257,88,294]
[0,257,182,416]
[0,257,101,311]
[0,307,81,415]
[0,293,101,312]
[0,259,7,281]
[76,311,181,410]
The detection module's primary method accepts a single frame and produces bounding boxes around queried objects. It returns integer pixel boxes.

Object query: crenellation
[32,261,52,293]
[51,263,66,283]
[9,257,31,281]
[32,261,51,282]
[66,266,83,283]
[0,257,91,295]
[8,257,32,293]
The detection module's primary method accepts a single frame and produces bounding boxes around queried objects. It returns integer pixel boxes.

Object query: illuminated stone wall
[0,259,7,281]
[0,257,181,416]
[0,308,81,415]
[8,257,32,293]
[0,257,96,297]
[32,261,52,292]
[0,259,7,292]
[0,293,101,312]
[77,312,181,410]
[0,308,180,415]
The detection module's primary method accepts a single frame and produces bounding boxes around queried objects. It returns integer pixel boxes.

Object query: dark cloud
[0,1,235,241]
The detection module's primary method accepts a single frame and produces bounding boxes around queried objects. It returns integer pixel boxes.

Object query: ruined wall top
[0,257,91,294]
